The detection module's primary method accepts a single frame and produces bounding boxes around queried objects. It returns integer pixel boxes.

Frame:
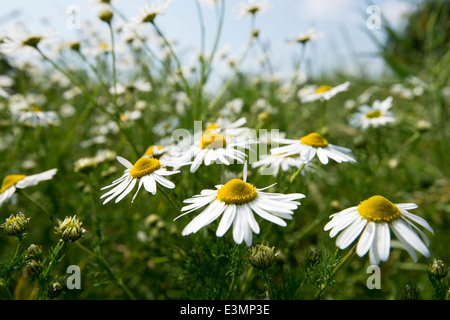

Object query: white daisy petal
[376,222,391,262]
[356,222,376,257]
[216,205,236,237]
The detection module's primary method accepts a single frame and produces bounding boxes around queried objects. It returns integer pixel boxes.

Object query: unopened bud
[0,212,30,236]
[25,244,43,261]
[248,243,277,270]
[98,6,114,23]
[47,281,64,299]
[401,284,420,300]
[55,215,86,242]
[26,259,43,281]
[429,259,448,280]
[308,248,322,266]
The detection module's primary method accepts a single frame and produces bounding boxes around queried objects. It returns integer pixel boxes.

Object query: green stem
[204,17,256,119]
[18,189,54,222]
[314,245,356,299]
[151,22,192,99]
[107,21,118,107]
[319,100,328,135]
[75,242,136,300]
[289,163,306,185]
[0,278,13,300]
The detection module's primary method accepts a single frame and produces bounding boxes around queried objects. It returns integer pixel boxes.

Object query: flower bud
[98,5,114,23]
[25,244,43,261]
[47,281,64,299]
[401,284,420,300]
[0,212,30,236]
[55,215,86,242]
[307,248,322,266]
[26,259,43,281]
[429,259,448,280]
[248,243,277,270]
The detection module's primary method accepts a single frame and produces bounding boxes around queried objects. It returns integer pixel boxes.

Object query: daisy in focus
[270,132,356,165]
[175,163,305,246]
[176,120,258,173]
[300,81,350,103]
[100,156,179,204]
[0,169,58,207]
[324,195,434,265]
[349,96,396,130]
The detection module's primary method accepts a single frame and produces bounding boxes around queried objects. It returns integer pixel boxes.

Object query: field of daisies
[0,0,448,301]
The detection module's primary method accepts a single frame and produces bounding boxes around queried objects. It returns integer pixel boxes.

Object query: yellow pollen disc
[300,132,329,148]
[205,123,220,132]
[316,85,333,94]
[143,145,163,157]
[1,175,27,194]
[31,106,43,112]
[216,179,257,205]
[357,195,401,223]
[366,110,382,119]
[99,43,109,50]
[200,132,227,150]
[129,158,161,179]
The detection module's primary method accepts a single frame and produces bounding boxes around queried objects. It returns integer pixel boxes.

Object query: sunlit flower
[301,81,350,103]
[236,0,271,18]
[350,96,396,130]
[131,0,173,25]
[252,153,308,177]
[0,169,58,207]
[270,132,356,165]
[288,28,324,44]
[324,195,434,265]
[109,79,152,95]
[176,124,258,173]
[100,156,179,204]
[13,106,60,127]
[0,26,57,56]
[175,163,305,246]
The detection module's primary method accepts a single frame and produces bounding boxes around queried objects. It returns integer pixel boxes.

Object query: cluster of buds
[54,215,86,242]
[0,212,30,237]
[24,244,43,281]
[248,243,278,270]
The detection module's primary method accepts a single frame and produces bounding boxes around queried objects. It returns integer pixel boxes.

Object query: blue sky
[1,0,419,79]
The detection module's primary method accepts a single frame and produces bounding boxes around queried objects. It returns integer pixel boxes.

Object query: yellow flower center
[357,195,401,223]
[300,132,329,148]
[143,145,163,157]
[316,85,333,94]
[216,179,257,205]
[366,110,382,119]
[129,158,161,179]
[31,106,43,112]
[99,43,109,50]
[205,123,220,132]
[199,132,227,150]
[1,175,27,194]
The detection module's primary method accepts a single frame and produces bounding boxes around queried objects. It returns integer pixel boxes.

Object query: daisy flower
[175,163,305,246]
[324,195,434,265]
[300,81,350,103]
[236,0,271,18]
[288,28,324,44]
[100,156,179,204]
[176,121,258,173]
[270,132,356,165]
[0,26,57,57]
[350,96,396,130]
[252,153,308,177]
[0,169,58,207]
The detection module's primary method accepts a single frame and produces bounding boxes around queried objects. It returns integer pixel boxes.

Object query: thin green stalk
[204,16,257,119]
[75,242,137,300]
[289,163,306,185]
[314,245,356,299]
[151,22,192,99]
[107,21,118,107]
[18,189,54,222]
[319,100,328,135]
